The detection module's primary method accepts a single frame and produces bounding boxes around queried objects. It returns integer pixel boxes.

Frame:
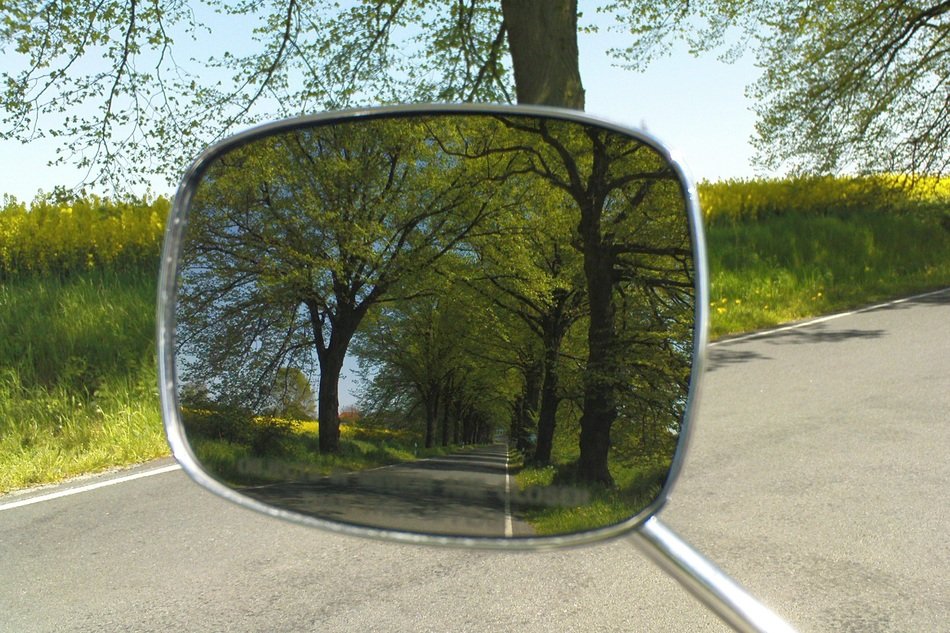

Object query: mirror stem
[630,517,797,633]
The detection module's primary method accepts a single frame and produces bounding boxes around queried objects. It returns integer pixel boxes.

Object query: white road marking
[0,464,182,512]
[709,287,950,346]
[504,448,513,538]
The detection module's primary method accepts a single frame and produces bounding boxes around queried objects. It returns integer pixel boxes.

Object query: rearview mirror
[157,105,708,547]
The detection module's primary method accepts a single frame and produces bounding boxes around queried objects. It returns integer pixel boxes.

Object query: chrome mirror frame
[156,102,709,550]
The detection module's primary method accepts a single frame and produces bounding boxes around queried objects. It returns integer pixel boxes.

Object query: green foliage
[182,407,297,456]
[1,1,515,188]
[266,368,318,420]
[603,1,950,177]
[747,1,950,176]
[176,116,518,453]
[4,1,947,189]
[4,173,950,494]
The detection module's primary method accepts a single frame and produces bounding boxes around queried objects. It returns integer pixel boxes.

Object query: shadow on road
[876,288,950,309]
[706,288,950,366]
[237,445,524,537]
[706,324,888,371]
[764,326,886,345]
[705,348,771,372]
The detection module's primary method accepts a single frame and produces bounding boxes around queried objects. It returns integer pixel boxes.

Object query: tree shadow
[875,288,950,310]
[706,323,888,370]
[703,288,950,372]
[764,325,886,345]
[705,347,771,372]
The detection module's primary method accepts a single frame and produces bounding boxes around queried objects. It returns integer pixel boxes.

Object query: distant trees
[352,282,510,448]
[266,367,317,420]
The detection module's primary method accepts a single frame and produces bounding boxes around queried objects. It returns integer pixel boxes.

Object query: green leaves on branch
[602,0,949,177]
[5,1,945,187]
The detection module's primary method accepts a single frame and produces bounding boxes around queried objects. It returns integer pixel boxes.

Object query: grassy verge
[0,267,168,493]
[188,418,459,487]
[515,457,670,535]
[706,210,950,338]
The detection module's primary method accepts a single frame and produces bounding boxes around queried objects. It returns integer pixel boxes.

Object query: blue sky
[0,20,765,202]
[578,27,763,183]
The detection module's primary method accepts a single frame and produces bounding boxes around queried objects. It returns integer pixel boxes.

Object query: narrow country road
[1,289,947,632]
[241,444,533,536]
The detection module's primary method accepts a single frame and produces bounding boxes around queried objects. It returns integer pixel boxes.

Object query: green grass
[191,430,461,487]
[513,414,672,535]
[0,266,168,493]
[515,456,670,535]
[706,210,950,338]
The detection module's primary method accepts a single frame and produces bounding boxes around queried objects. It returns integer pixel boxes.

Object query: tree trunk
[317,348,345,453]
[424,385,440,449]
[534,329,563,466]
[452,398,463,445]
[576,190,617,485]
[465,412,476,445]
[510,395,524,451]
[307,302,364,454]
[577,261,617,485]
[440,392,451,447]
[519,359,542,454]
[501,0,584,109]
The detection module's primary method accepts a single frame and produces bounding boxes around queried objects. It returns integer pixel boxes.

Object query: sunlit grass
[0,267,168,493]
[0,363,169,493]
[707,211,950,337]
[515,456,670,535]
[191,424,458,488]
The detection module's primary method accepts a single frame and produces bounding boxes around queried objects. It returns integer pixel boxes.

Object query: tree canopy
[2,1,945,189]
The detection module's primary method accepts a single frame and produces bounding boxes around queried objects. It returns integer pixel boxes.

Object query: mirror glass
[172,111,696,538]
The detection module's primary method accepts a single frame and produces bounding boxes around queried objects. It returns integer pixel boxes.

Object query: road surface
[240,444,533,536]
[1,289,947,632]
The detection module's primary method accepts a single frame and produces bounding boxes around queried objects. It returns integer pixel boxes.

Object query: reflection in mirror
[173,112,695,538]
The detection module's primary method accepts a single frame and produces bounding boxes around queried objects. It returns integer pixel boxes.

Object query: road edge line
[0,464,182,512]
[709,287,950,346]
[504,448,513,538]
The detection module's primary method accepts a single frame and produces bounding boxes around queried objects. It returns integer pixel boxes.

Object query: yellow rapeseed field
[0,194,168,277]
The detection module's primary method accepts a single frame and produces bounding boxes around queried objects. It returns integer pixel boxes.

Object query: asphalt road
[240,444,534,537]
[1,289,947,632]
